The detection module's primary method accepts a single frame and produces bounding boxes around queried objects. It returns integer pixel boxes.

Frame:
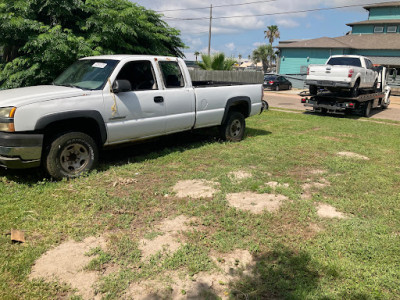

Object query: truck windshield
[327,57,361,67]
[54,59,119,90]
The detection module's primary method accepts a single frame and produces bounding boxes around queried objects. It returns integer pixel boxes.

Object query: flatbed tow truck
[300,67,392,117]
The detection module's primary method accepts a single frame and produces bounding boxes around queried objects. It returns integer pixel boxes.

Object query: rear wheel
[309,85,318,95]
[275,85,280,91]
[45,132,98,179]
[351,80,360,98]
[363,100,372,118]
[220,112,246,142]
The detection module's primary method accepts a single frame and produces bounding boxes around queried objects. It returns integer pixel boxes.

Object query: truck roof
[329,55,366,59]
[80,54,180,61]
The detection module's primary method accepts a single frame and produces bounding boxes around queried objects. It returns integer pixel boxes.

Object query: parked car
[0,55,263,179]
[306,55,378,96]
[264,75,292,91]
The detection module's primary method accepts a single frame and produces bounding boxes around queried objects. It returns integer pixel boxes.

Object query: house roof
[347,19,400,26]
[364,1,400,10]
[278,34,400,50]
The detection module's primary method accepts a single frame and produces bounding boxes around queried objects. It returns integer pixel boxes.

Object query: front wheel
[45,132,98,179]
[364,100,372,118]
[220,112,246,142]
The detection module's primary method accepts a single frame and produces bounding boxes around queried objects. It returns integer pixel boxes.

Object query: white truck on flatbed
[306,55,378,97]
[0,55,263,178]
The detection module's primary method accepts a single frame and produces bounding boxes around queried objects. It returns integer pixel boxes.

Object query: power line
[155,0,278,13]
[162,2,383,21]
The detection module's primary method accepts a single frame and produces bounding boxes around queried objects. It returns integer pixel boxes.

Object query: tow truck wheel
[45,132,98,179]
[364,101,372,118]
[220,112,246,142]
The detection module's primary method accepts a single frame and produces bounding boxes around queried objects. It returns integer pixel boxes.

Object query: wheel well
[227,101,249,118]
[42,118,104,147]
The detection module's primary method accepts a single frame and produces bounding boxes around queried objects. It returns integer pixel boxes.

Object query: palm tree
[252,44,274,73]
[264,25,280,45]
[197,53,236,70]
[194,51,200,62]
[238,54,242,64]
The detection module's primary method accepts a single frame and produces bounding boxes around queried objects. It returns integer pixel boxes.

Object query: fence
[188,69,264,84]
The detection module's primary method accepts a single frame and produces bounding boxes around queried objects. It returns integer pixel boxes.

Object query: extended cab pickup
[306,55,378,97]
[0,55,263,178]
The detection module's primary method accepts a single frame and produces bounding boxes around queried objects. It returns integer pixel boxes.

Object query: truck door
[157,60,196,133]
[103,60,166,143]
[365,59,376,86]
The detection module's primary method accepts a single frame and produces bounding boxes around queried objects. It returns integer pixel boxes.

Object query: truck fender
[221,97,251,125]
[34,111,107,144]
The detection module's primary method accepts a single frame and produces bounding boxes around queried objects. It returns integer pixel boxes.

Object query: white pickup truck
[0,55,263,178]
[306,55,378,97]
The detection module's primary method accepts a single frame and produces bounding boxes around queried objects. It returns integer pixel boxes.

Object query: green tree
[0,0,185,89]
[252,44,274,73]
[264,25,280,45]
[194,51,200,62]
[197,53,236,71]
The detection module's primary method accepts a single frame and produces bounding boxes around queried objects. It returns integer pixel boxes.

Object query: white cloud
[225,42,236,51]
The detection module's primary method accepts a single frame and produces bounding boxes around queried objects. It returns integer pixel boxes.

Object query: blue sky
[133,0,391,60]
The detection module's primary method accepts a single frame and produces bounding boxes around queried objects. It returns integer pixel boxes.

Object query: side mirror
[112,80,132,93]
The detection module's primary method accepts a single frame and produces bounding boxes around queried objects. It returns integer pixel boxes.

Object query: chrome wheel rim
[60,143,90,174]
[230,119,242,137]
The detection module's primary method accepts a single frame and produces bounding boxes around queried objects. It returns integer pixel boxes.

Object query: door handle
[154,96,164,103]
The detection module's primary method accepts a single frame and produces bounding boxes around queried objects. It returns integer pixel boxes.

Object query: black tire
[288,84,292,90]
[351,80,360,98]
[364,100,372,118]
[372,80,378,93]
[309,85,318,95]
[262,100,269,111]
[220,112,246,142]
[275,85,280,91]
[382,92,391,109]
[45,132,98,179]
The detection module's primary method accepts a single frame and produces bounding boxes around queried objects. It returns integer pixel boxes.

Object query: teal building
[277,2,400,76]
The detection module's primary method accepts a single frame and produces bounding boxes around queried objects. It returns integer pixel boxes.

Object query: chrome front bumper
[0,132,43,169]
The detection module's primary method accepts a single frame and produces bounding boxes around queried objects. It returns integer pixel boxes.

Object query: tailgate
[308,65,351,82]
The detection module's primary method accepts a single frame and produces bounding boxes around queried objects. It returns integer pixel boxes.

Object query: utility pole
[208,4,212,56]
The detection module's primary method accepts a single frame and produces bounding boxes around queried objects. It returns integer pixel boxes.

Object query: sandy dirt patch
[337,151,369,160]
[226,192,288,214]
[139,216,196,259]
[301,179,330,200]
[126,249,256,299]
[172,180,219,198]
[29,236,107,300]
[266,181,290,188]
[316,203,347,219]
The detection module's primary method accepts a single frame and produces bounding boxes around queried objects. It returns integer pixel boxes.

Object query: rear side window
[327,57,362,67]
[159,61,185,88]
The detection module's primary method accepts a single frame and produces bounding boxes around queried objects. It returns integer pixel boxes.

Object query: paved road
[263,90,400,121]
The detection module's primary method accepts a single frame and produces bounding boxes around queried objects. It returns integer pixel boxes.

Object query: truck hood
[0,85,89,107]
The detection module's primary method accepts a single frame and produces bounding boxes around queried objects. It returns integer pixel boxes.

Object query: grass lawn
[0,110,399,299]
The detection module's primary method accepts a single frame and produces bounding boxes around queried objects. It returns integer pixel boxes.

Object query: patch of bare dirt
[226,192,288,214]
[139,216,196,260]
[126,249,256,299]
[228,171,253,181]
[172,180,219,198]
[337,151,369,160]
[316,203,347,219]
[322,136,342,142]
[301,178,330,200]
[29,236,106,300]
[265,181,290,188]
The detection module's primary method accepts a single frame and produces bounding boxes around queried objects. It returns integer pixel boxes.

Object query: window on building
[387,26,398,33]
[374,26,384,33]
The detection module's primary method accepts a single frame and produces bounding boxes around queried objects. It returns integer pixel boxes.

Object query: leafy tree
[264,25,280,45]
[252,44,274,73]
[197,53,236,71]
[0,0,185,89]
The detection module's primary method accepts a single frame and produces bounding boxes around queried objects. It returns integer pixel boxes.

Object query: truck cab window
[159,61,185,88]
[116,61,157,91]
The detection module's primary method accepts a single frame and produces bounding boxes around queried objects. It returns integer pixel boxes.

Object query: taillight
[301,98,307,103]
[269,81,274,84]
[348,102,354,108]
[307,67,310,75]
[348,69,354,78]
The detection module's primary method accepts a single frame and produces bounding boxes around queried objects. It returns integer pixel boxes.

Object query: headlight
[0,107,16,132]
